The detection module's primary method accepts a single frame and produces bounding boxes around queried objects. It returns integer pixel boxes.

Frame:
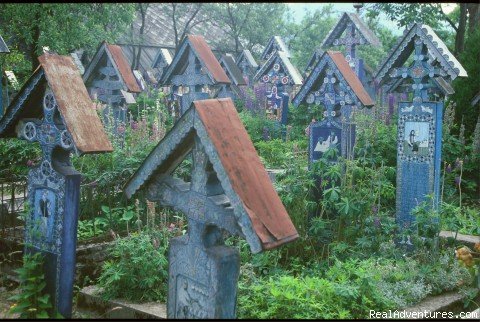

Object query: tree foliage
[0,3,135,76]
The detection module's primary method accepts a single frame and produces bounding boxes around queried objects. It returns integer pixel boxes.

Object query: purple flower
[117,125,125,134]
[131,121,139,130]
[446,164,452,173]
[372,205,378,214]
[373,216,381,228]
[26,160,35,167]
[455,176,461,186]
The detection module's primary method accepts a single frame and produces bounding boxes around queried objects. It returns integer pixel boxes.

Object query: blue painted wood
[19,88,82,318]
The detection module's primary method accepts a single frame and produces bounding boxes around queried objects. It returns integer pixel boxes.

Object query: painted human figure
[408,130,419,153]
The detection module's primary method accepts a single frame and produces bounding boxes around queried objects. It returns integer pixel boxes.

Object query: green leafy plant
[8,252,61,319]
[96,230,170,302]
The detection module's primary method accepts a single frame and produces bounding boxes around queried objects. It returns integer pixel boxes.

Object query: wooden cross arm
[146,175,243,237]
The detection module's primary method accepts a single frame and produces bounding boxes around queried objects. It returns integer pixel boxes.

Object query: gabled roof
[304,49,324,74]
[254,51,303,86]
[471,90,480,107]
[293,50,374,107]
[219,55,247,86]
[237,49,258,68]
[124,98,298,253]
[322,12,381,48]
[260,36,291,60]
[0,35,9,53]
[0,53,112,154]
[375,23,467,85]
[83,41,141,93]
[152,47,174,68]
[161,35,230,85]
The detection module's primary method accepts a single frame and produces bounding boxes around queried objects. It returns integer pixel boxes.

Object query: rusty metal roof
[220,55,247,86]
[292,50,374,107]
[0,53,112,154]
[106,44,142,93]
[195,99,298,249]
[188,35,230,84]
[328,51,374,106]
[39,53,113,153]
[124,97,298,251]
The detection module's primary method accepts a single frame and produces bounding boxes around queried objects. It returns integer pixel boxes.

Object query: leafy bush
[96,231,170,302]
[8,253,60,318]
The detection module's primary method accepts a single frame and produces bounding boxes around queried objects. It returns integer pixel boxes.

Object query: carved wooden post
[0,53,113,317]
[374,24,467,242]
[125,98,298,319]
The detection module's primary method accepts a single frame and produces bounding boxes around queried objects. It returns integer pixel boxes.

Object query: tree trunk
[134,4,147,70]
[467,3,480,35]
[454,3,467,55]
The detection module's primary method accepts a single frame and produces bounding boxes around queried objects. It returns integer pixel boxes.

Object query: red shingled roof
[327,51,374,107]
[39,53,113,154]
[106,44,142,93]
[194,98,299,250]
[187,35,230,84]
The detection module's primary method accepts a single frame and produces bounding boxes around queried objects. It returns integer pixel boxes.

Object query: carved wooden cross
[333,22,365,68]
[388,36,446,105]
[19,90,74,171]
[306,68,353,122]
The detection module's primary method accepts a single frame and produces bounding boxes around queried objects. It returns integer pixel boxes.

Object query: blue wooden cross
[305,67,354,122]
[333,22,365,73]
[389,36,446,105]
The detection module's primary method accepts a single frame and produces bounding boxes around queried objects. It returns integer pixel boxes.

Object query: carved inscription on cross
[19,90,74,170]
[333,22,366,69]
[305,68,355,122]
[389,36,446,106]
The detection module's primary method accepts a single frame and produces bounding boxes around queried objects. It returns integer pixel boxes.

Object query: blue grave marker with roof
[254,50,303,126]
[293,50,374,165]
[374,23,467,238]
[0,53,113,317]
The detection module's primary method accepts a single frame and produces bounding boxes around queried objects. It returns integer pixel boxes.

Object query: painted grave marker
[254,50,303,125]
[160,35,230,119]
[374,23,467,235]
[0,53,113,317]
[293,50,374,165]
[124,98,298,319]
